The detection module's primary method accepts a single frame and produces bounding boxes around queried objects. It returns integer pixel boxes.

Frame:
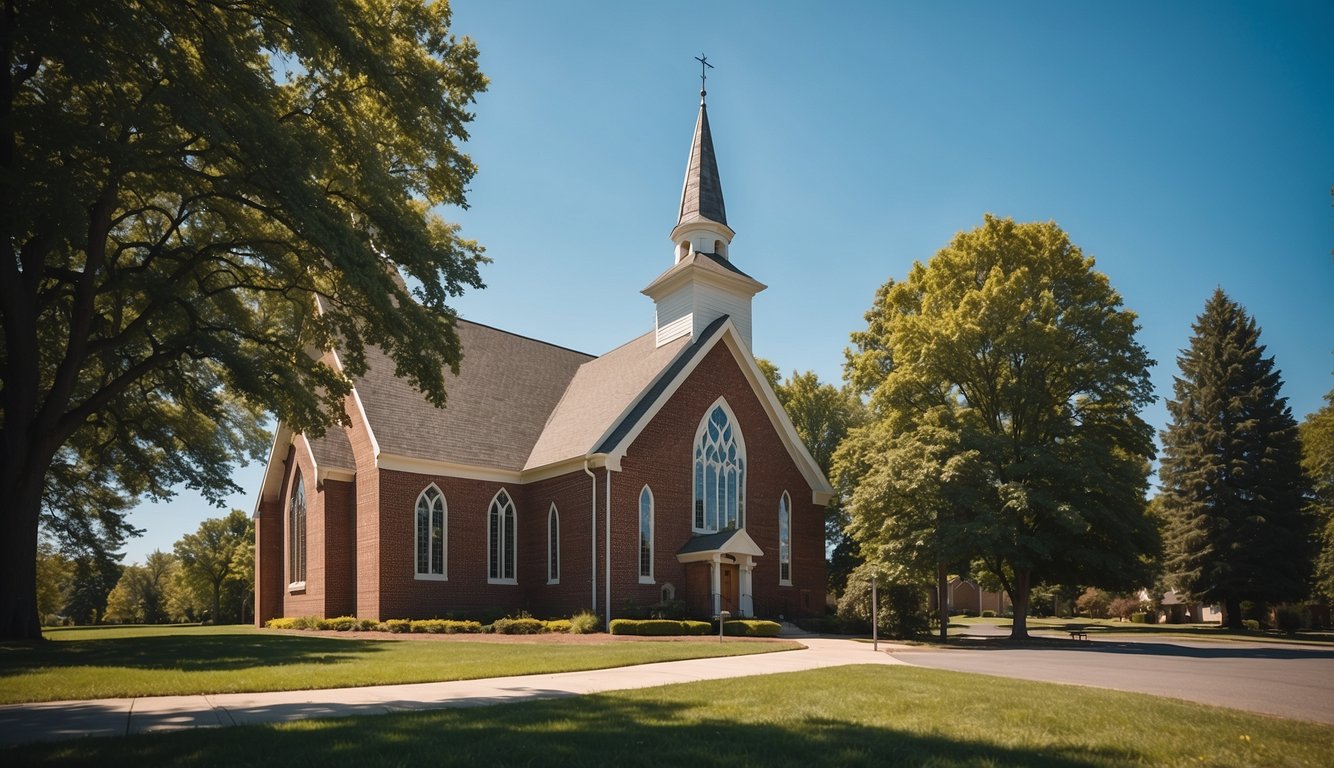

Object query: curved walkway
[0,637,902,747]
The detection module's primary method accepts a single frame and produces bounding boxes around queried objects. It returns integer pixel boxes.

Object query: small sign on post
[872,578,879,652]
[718,610,730,643]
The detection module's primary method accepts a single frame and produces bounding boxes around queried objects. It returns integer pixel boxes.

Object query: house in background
[252,86,832,625]
[930,576,1013,616]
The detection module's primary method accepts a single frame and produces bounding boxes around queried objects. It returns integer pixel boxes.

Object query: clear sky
[120,1,1334,564]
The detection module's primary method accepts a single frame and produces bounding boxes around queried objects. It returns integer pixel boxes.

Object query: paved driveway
[892,636,1334,725]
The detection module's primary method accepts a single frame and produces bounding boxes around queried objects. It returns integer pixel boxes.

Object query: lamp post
[871,577,879,652]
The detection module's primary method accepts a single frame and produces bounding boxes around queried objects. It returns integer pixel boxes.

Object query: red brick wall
[613,341,828,619]
[255,495,284,626]
[322,477,357,617]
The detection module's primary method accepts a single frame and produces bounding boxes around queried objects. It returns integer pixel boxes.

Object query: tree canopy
[1303,384,1334,602]
[839,215,1158,638]
[2,0,487,638]
[1159,290,1314,627]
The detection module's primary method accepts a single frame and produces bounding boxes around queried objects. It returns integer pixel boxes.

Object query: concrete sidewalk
[0,637,901,747]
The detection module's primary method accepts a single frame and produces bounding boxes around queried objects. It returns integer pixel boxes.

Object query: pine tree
[1160,290,1314,628]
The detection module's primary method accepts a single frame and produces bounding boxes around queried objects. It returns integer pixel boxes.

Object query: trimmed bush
[1242,619,1261,631]
[1129,612,1150,624]
[492,617,544,635]
[1275,607,1303,634]
[320,616,359,631]
[980,610,996,619]
[357,618,379,631]
[682,620,711,635]
[265,617,301,630]
[409,619,484,634]
[569,611,601,634]
[608,619,639,635]
[637,619,689,636]
[608,618,714,636]
[543,619,573,633]
[384,619,412,634]
[722,619,781,637]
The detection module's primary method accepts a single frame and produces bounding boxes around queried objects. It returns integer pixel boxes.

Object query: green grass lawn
[13,665,1332,767]
[0,624,798,705]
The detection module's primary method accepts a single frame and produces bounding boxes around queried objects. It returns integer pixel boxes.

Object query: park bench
[1068,628,1089,641]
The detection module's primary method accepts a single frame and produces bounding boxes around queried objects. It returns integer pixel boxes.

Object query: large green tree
[1160,291,1314,628]
[175,509,251,623]
[842,215,1158,639]
[1303,384,1334,602]
[1,1,487,638]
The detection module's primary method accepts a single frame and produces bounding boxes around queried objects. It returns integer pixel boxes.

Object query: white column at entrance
[710,555,721,616]
[739,559,754,617]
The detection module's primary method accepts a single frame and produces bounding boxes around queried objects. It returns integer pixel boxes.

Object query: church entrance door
[720,563,739,614]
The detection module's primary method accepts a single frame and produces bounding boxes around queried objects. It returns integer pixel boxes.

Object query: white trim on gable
[599,318,834,505]
[330,349,381,460]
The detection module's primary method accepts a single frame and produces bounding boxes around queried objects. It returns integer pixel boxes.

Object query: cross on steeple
[695,54,713,104]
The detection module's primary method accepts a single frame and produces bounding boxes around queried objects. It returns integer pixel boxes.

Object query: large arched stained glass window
[693,400,746,533]
[288,473,306,585]
[488,489,517,583]
[415,486,446,579]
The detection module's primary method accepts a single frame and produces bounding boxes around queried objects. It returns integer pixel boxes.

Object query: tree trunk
[0,467,46,640]
[1223,596,1243,630]
[1008,568,1032,640]
[937,563,949,644]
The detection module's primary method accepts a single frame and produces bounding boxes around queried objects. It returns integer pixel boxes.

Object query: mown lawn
[0,624,797,705]
[14,665,1332,767]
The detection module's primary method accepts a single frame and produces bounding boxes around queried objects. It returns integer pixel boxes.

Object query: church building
[253,82,833,625]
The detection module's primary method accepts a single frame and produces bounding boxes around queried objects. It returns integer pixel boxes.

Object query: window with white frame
[779,491,792,584]
[692,400,746,533]
[488,489,517,583]
[415,486,446,579]
[639,486,654,582]
[547,503,560,584]
[288,473,306,585]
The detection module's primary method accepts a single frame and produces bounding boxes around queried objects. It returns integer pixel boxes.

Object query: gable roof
[524,331,689,470]
[353,320,593,471]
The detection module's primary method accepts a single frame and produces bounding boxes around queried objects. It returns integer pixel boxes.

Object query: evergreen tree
[1160,290,1314,628]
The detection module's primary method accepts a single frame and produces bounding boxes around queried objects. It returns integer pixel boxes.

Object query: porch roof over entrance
[675,528,764,562]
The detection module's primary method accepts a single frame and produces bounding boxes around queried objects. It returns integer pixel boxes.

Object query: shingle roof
[307,427,355,472]
[677,103,727,228]
[524,331,690,470]
[353,320,594,471]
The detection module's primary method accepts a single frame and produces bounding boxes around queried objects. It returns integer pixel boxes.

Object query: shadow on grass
[0,632,388,676]
[12,693,1137,768]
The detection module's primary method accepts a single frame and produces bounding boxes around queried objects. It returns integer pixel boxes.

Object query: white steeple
[644,61,765,349]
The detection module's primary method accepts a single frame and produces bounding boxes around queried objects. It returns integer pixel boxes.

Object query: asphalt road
[892,636,1334,725]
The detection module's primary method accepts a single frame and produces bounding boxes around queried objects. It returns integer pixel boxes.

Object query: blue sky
[121,1,1334,563]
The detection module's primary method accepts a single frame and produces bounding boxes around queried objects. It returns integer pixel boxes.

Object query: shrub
[980,610,996,619]
[638,619,689,636]
[608,619,639,635]
[836,565,930,639]
[1242,619,1261,631]
[265,617,300,630]
[1108,597,1144,621]
[543,619,572,633]
[569,611,601,634]
[723,619,781,637]
[1130,612,1150,624]
[320,616,359,631]
[357,618,380,631]
[682,620,711,635]
[384,619,412,634]
[492,616,544,635]
[1275,607,1304,634]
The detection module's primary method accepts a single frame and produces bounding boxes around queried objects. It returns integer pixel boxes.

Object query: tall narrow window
[639,486,654,582]
[288,473,306,585]
[692,399,746,533]
[415,486,446,579]
[547,504,560,584]
[778,491,792,584]
[488,489,517,584]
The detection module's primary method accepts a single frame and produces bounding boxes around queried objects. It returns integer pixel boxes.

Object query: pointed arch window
[693,400,746,533]
[288,473,306,586]
[779,491,792,585]
[415,486,447,580]
[639,486,654,583]
[488,489,517,584]
[547,504,560,584]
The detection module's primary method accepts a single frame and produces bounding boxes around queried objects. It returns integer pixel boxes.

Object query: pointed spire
[677,64,727,229]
